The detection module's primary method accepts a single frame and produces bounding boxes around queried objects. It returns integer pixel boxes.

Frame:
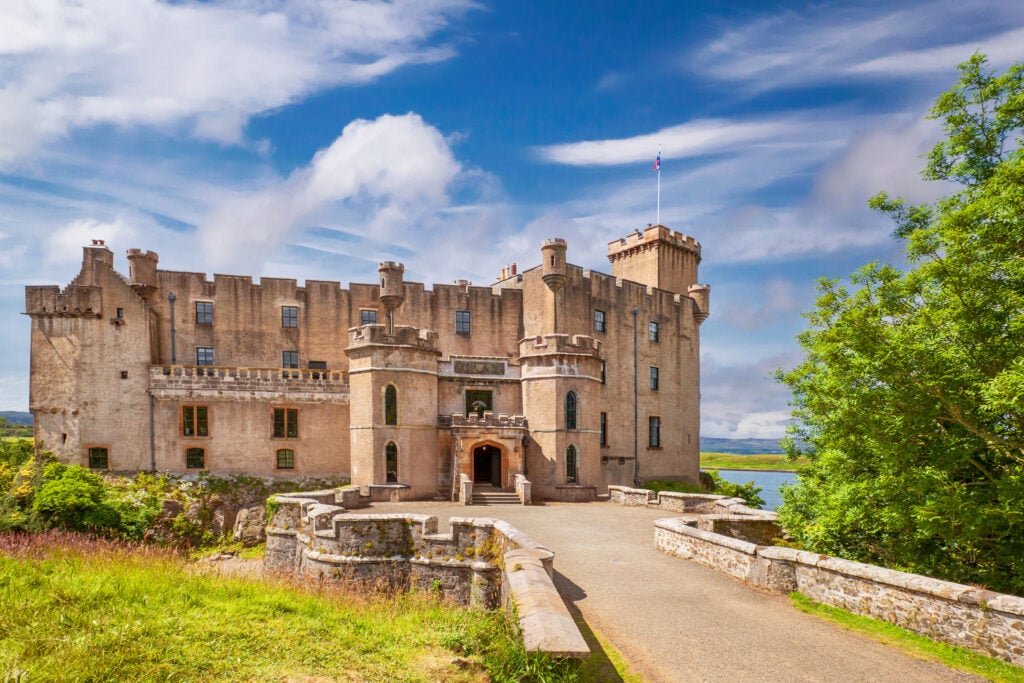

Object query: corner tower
[607,225,702,296]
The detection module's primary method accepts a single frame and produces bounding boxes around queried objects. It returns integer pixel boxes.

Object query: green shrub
[705,470,765,509]
[32,464,121,532]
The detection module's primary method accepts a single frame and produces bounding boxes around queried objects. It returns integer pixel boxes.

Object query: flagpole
[656,145,661,225]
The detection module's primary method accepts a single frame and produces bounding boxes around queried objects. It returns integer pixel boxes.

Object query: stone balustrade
[440,412,529,429]
[149,365,349,401]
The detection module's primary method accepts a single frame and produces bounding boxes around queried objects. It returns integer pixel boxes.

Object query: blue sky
[2,0,1023,438]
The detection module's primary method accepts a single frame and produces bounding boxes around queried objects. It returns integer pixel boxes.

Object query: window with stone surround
[601,360,607,384]
[282,350,299,369]
[600,412,608,446]
[566,444,578,483]
[649,321,659,342]
[455,310,471,334]
[360,309,377,326]
[87,446,109,469]
[276,449,295,470]
[186,447,205,469]
[384,385,398,425]
[181,405,209,437]
[648,416,661,448]
[273,407,299,438]
[385,442,398,483]
[565,391,578,430]
[650,366,660,391]
[196,301,213,325]
[281,305,298,328]
[196,347,214,366]
[594,309,606,333]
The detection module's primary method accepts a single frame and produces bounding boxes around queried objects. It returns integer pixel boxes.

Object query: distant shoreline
[701,467,800,474]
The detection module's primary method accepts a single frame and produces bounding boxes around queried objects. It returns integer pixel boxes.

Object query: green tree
[778,54,1024,595]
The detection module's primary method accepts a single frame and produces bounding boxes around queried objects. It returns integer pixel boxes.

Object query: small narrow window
[273,407,299,438]
[594,310,606,333]
[565,391,578,430]
[186,447,205,469]
[566,445,578,483]
[384,385,398,425]
[88,447,109,469]
[282,350,299,369]
[455,310,471,335]
[649,416,661,448]
[360,309,377,326]
[649,321,659,343]
[116,307,124,319]
[385,442,398,483]
[120,370,128,379]
[281,306,298,328]
[650,366,660,391]
[600,360,607,384]
[196,347,214,366]
[277,449,295,470]
[196,301,213,325]
[600,412,607,446]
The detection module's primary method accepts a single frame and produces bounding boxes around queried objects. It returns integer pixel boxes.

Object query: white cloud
[46,217,138,265]
[689,1,1024,91]
[0,0,476,164]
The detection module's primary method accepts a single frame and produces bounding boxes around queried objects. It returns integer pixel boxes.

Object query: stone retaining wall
[264,489,588,658]
[654,517,1024,666]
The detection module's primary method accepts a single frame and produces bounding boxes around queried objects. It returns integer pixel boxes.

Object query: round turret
[378,262,405,314]
[541,238,567,292]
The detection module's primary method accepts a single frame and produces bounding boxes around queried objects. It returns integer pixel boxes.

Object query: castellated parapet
[25,285,102,317]
[347,324,439,352]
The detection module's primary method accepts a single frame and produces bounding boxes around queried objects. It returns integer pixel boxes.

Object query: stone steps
[471,488,522,505]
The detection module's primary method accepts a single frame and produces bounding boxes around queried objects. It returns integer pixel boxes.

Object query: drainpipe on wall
[149,394,156,472]
[168,291,177,364]
[632,307,641,488]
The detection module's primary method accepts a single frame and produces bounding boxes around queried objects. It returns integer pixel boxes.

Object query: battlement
[126,248,159,262]
[25,285,102,318]
[347,324,439,351]
[607,224,701,261]
[518,333,602,358]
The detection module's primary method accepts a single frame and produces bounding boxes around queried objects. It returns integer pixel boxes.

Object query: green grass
[0,531,579,682]
[790,593,1024,682]
[700,452,808,471]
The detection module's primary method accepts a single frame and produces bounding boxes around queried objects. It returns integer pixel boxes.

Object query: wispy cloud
[0,0,476,164]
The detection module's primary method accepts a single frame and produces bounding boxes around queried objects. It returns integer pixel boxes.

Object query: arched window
[566,445,578,483]
[384,385,397,425]
[385,442,398,483]
[565,391,578,430]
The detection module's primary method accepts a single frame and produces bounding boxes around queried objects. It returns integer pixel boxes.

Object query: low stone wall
[654,518,1024,666]
[607,485,653,507]
[551,485,596,503]
[514,474,531,505]
[265,489,588,658]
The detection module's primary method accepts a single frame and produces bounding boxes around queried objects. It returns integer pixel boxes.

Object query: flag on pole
[653,151,661,171]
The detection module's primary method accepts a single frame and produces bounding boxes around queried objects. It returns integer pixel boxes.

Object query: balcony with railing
[149,365,349,401]
[438,412,528,429]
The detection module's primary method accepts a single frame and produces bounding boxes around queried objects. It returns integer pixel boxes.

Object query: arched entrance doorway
[473,444,502,487]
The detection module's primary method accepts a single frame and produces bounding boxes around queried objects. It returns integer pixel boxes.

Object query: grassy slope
[700,452,808,471]
[0,533,576,682]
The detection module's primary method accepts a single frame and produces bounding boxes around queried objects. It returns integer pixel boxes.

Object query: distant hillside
[701,437,784,455]
[0,411,32,425]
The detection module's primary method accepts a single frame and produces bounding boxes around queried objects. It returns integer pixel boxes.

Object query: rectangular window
[182,405,209,437]
[600,412,608,446]
[455,310,471,335]
[650,366,660,391]
[465,389,493,416]
[360,309,377,326]
[186,447,205,469]
[116,307,124,319]
[277,449,295,470]
[649,321,659,342]
[649,416,661,448]
[282,350,299,368]
[601,360,607,384]
[273,407,299,438]
[281,305,298,328]
[88,447,109,469]
[196,301,213,325]
[196,347,214,366]
[594,309,607,333]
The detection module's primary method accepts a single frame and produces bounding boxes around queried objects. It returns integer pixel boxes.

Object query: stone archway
[472,443,503,487]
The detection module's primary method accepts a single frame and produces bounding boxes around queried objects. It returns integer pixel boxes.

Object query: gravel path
[374,499,980,683]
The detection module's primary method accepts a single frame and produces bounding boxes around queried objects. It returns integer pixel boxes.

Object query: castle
[25,225,709,501]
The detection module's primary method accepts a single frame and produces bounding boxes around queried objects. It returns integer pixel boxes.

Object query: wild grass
[0,531,579,682]
[790,593,1024,682]
[700,452,809,471]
